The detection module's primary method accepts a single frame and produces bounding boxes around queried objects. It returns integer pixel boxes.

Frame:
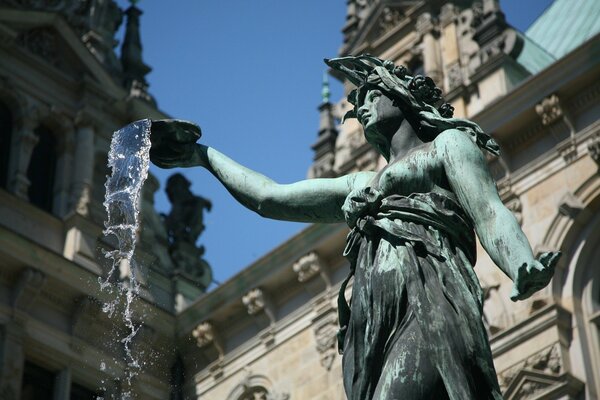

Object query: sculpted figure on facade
[149,56,559,399]
[163,172,213,289]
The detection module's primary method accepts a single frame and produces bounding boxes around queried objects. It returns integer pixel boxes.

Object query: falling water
[101,119,152,398]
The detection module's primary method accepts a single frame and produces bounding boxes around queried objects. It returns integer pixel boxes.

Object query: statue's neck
[387,119,422,163]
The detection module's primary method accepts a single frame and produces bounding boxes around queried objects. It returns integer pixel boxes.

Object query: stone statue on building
[163,172,212,291]
[148,56,559,400]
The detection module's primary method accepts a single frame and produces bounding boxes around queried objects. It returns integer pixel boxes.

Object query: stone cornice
[490,304,571,358]
[177,223,347,334]
[508,120,600,196]
[192,289,339,396]
[471,32,600,135]
[0,222,176,334]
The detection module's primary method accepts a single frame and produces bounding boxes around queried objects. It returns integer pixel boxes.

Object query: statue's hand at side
[150,119,204,168]
[510,251,561,302]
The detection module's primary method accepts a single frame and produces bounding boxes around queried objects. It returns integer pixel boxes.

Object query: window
[239,386,269,400]
[407,58,424,77]
[27,124,57,212]
[21,361,55,400]
[0,101,12,188]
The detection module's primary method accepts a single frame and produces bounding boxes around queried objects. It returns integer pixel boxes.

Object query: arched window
[239,386,268,400]
[227,374,288,400]
[0,101,12,188]
[407,56,424,77]
[27,125,57,212]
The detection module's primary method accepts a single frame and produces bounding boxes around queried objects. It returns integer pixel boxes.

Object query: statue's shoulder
[433,128,480,155]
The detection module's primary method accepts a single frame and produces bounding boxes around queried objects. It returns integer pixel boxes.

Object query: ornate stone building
[0,1,210,398]
[179,0,600,399]
[1,0,599,400]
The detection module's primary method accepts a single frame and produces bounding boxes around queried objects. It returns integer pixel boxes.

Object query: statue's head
[325,55,500,159]
[166,173,192,202]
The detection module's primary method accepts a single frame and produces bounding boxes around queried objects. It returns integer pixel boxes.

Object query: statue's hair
[325,55,500,156]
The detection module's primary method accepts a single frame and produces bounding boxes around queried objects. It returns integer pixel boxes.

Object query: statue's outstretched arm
[148,119,374,223]
[435,129,560,301]
[194,144,374,223]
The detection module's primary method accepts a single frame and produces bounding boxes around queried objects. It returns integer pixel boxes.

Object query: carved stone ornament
[17,28,60,66]
[71,295,102,338]
[229,370,290,400]
[192,321,215,348]
[415,12,437,37]
[481,282,502,335]
[292,252,322,282]
[314,316,338,371]
[242,288,266,315]
[587,133,600,166]
[378,7,403,34]
[498,343,562,392]
[558,191,584,219]
[12,268,46,313]
[535,94,563,126]
[498,181,523,226]
[446,62,463,91]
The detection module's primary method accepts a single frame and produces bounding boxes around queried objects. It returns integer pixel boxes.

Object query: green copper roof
[515,32,556,75]
[525,0,600,59]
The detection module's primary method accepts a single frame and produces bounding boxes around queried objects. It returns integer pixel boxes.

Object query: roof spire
[309,72,338,179]
[120,0,154,103]
[321,72,331,104]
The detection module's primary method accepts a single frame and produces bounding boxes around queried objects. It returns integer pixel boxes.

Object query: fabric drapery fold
[338,188,503,400]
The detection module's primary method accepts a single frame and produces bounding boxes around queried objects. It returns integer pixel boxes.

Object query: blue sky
[114,0,554,287]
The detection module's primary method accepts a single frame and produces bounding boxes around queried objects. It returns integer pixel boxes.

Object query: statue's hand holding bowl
[510,251,561,302]
[150,119,204,169]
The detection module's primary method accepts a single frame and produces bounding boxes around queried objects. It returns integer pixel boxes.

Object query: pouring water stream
[101,119,152,398]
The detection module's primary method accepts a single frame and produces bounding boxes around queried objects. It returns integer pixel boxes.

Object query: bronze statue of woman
[149,55,559,400]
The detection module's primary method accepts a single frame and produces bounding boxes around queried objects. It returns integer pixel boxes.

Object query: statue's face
[357,88,404,130]
[357,88,404,158]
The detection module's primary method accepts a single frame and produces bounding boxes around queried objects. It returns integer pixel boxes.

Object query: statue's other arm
[434,129,559,301]
[192,144,374,223]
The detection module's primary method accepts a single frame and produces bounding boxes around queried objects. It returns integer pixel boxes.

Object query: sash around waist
[342,190,476,265]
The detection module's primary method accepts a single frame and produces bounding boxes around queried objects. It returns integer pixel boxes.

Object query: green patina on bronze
[149,55,559,400]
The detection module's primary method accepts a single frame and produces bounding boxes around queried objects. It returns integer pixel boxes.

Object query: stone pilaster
[70,121,95,216]
[12,267,46,318]
[416,13,442,85]
[439,3,464,93]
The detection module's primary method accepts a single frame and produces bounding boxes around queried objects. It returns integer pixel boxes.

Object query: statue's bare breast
[366,141,451,197]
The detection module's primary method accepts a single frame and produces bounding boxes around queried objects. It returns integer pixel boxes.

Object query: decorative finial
[120,0,154,103]
[321,72,331,104]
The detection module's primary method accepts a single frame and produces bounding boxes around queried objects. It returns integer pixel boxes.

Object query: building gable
[0,8,125,98]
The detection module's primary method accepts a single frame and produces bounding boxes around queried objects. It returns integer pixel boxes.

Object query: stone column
[440,4,464,92]
[70,124,95,216]
[53,367,71,400]
[416,13,442,84]
[8,118,39,200]
[0,322,26,399]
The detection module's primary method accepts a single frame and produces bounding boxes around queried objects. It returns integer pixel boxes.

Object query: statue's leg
[372,315,449,400]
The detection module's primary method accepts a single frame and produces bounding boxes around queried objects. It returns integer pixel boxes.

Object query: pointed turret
[120,0,155,104]
[309,73,338,179]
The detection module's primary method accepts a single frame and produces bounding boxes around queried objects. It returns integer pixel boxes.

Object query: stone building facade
[179,1,600,399]
[1,0,599,400]
[0,2,209,399]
